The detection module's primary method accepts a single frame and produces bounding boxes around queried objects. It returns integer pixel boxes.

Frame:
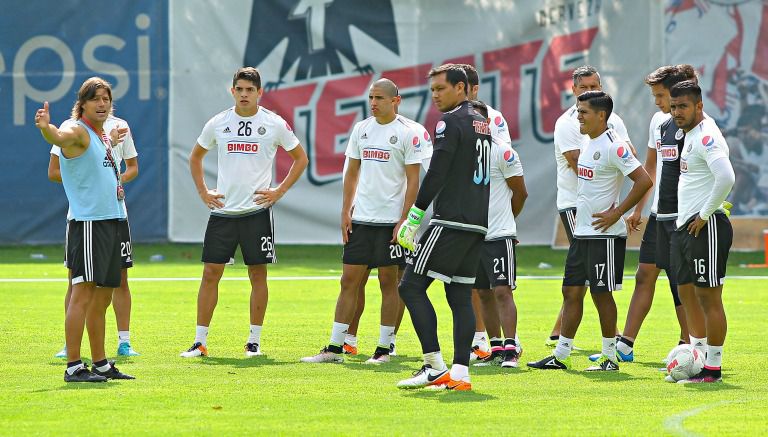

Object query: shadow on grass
[195,356,295,368]
[32,382,113,393]
[576,370,639,382]
[338,359,412,373]
[401,389,497,402]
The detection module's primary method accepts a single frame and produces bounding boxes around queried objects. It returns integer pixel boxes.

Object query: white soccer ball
[666,346,704,381]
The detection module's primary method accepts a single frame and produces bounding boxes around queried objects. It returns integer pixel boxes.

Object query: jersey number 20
[473,138,491,185]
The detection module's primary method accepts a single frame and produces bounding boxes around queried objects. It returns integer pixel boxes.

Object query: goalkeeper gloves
[721,201,732,217]
[397,206,425,251]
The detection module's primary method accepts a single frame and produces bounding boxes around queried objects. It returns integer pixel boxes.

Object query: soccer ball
[666,346,704,381]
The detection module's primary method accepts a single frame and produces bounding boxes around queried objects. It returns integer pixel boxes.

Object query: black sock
[490,339,504,349]
[618,337,634,348]
[549,335,558,341]
[66,360,82,369]
[678,339,687,345]
[93,359,109,369]
[327,345,343,354]
[704,367,722,377]
[444,282,474,367]
[503,338,516,348]
[399,270,439,355]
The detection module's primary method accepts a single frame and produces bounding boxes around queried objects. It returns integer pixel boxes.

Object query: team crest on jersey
[435,120,446,134]
[362,147,390,162]
[494,116,505,128]
[389,135,398,144]
[227,141,259,154]
[578,164,594,180]
[702,135,715,148]
[617,145,630,159]
[687,143,693,152]
[661,145,678,161]
[675,129,684,141]
[608,122,615,130]
[593,151,600,160]
[503,149,516,163]
[258,126,266,135]
[680,158,688,173]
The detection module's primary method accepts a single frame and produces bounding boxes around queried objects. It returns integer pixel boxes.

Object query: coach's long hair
[70,77,114,120]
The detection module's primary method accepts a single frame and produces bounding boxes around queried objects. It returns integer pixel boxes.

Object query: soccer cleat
[64,364,108,383]
[677,369,722,384]
[244,343,263,357]
[470,345,491,361]
[396,365,450,389]
[545,338,581,350]
[389,342,397,356]
[664,374,676,383]
[589,350,633,363]
[300,347,343,363]
[93,361,135,380]
[501,349,520,368]
[343,343,358,355]
[117,342,140,356]
[180,342,208,358]
[55,346,67,359]
[527,355,571,370]
[473,350,504,367]
[428,376,472,391]
[585,355,619,371]
[365,347,391,364]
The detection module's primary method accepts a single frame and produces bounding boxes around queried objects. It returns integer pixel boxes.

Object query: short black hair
[233,67,262,89]
[572,65,600,86]
[577,90,613,119]
[469,100,488,119]
[645,64,698,89]
[459,64,479,87]
[428,63,469,92]
[669,80,702,102]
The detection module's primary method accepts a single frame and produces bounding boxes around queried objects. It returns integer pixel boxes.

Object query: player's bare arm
[255,144,308,206]
[35,101,89,155]
[393,163,421,243]
[592,166,652,232]
[506,175,528,217]
[563,149,580,174]
[122,157,139,183]
[341,158,361,244]
[189,143,225,209]
[627,147,657,233]
[48,154,62,183]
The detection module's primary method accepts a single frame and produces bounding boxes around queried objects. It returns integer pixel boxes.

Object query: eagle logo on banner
[244,0,400,90]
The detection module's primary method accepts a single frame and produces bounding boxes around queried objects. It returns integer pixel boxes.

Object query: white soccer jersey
[487,106,512,148]
[554,105,630,210]
[574,129,641,238]
[345,114,428,224]
[648,111,670,214]
[197,106,299,216]
[676,118,730,228]
[486,138,524,240]
[51,115,138,220]
[398,115,434,170]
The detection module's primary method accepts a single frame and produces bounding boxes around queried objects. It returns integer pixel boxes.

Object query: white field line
[662,400,739,437]
[1,275,768,283]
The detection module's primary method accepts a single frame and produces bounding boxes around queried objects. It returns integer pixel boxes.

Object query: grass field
[1,244,767,435]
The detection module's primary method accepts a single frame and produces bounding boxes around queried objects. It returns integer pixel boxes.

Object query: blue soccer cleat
[117,342,141,356]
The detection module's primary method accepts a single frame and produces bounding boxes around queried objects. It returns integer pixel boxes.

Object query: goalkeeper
[394,64,491,391]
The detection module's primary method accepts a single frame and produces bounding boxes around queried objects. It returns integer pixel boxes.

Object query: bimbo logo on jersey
[227,141,259,154]
[661,145,678,161]
[578,164,594,180]
[362,147,390,162]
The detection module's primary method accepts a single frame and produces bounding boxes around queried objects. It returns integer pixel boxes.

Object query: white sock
[450,364,469,381]
[602,337,617,359]
[424,351,446,370]
[330,322,349,348]
[95,361,111,373]
[344,334,358,347]
[390,334,396,347]
[554,336,574,360]
[472,331,487,346]
[514,334,520,347]
[690,336,707,356]
[66,362,84,375]
[195,325,209,346]
[248,324,262,344]
[706,345,723,369]
[378,325,395,348]
[617,339,633,355]
[118,331,130,344]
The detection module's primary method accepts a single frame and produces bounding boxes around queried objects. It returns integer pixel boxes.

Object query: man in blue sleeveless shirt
[35,77,134,383]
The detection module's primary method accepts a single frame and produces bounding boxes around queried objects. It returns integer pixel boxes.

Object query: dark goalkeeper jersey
[415,100,492,234]
[656,117,685,220]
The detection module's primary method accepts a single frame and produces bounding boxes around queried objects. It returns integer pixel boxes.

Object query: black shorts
[403,225,484,284]
[638,214,657,264]
[563,237,626,293]
[202,210,276,265]
[559,208,576,245]
[66,219,122,288]
[474,238,517,290]
[118,219,133,268]
[674,213,732,288]
[343,223,403,267]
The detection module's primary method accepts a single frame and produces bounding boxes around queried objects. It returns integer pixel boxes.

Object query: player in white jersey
[547,66,628,347]
[669,81,734,383]
[49,114,140,358]
[529,91,651,372]
[301,79,426,364]
[466,101,527,369]
[459,64,526,364]
[603,66,698,364]
[181,67,308,358]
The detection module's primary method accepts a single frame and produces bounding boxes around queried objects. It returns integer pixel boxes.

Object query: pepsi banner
[0,1,168,243]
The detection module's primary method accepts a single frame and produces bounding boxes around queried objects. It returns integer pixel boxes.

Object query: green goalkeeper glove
[721,201,732,217]
[397,206,425,251]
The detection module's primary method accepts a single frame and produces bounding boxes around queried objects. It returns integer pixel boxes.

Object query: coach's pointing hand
[200,188,225,209]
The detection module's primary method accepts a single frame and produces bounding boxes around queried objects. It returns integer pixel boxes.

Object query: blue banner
[0,1,168,244]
